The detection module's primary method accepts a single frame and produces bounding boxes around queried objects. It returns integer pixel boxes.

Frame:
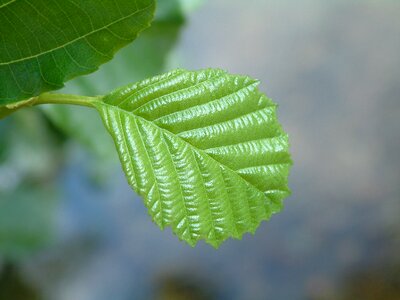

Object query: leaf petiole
[34,93,102,108]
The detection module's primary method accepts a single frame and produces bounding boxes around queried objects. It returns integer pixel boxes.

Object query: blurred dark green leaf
[0,188,56,261]
[0,110,62,260]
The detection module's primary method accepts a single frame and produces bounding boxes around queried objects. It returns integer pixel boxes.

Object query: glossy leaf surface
[0,0,155,104]
[95,69,292,247]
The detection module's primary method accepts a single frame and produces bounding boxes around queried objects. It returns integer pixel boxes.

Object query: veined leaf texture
[95,69,292,247]
[0,0,155,104]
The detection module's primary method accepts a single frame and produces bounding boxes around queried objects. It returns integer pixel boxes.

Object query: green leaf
[0,0,155,105]
[95,69,292,247]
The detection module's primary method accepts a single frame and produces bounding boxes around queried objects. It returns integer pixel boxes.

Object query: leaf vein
[0,4,152,66]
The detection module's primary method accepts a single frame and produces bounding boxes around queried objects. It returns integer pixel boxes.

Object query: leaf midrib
[0,0,16,10]
[96,100,272,201]
[0,4,153,66]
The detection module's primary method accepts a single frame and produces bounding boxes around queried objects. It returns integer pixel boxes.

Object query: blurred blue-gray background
[1,1,399,299]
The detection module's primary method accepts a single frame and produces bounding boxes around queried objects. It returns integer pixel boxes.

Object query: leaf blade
[0,0,155,104]
[95,69,292,247]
